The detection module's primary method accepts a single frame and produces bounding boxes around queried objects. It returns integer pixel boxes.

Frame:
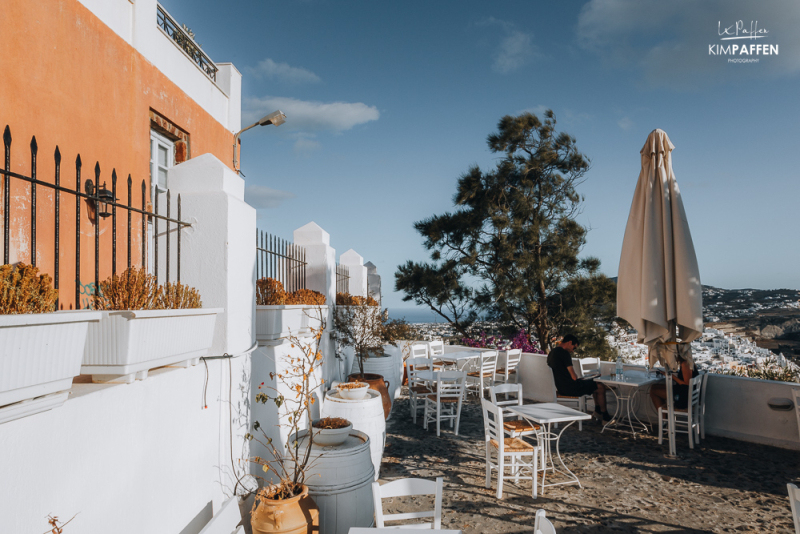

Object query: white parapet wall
[515,351,800,450]
[0,359,251,534]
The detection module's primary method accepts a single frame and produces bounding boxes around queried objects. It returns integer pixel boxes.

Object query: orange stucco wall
[0,0,235,308]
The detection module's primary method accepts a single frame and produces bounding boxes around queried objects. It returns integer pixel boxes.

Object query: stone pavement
[380,393,799,533]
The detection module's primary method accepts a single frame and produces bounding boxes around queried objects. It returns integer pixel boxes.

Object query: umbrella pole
[666,369,677,457]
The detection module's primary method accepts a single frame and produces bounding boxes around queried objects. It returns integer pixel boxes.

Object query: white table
[509,403,591,492]
[349,529,463,534]
[437,350,482,365]
[594,371,662,438]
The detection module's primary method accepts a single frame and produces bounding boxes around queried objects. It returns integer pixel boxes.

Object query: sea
[387,307,487,325]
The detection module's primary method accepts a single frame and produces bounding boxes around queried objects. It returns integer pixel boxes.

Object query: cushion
[489,437,535,452]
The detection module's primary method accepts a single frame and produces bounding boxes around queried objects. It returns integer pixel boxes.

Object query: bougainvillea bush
[461,329,545,354]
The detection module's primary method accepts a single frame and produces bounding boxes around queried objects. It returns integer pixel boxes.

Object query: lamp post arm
[232,121,260,172]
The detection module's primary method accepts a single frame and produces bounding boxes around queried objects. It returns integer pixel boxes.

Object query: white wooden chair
[466,350,497,398]
[698,371,710,441]
[372,477,444,529]
[489,384,545,471]
[481,398,539,499]
[410,343,430,361]
[577,357,600,377]
[423,371,466,436]
[788,482,800,534]
[408,356,437,424]
[534,509,556,534]
[549,368,590,431]
[427,340,446,367]
[658,374,703,449]
[495,349,521,386]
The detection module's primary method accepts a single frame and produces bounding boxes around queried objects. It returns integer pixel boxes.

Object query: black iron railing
[1,125,189,309]
[156,4,218,82]
[257,230,307,293]
[336,263,350,295]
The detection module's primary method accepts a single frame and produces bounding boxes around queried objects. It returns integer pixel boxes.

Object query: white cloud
[577,0,800,88]
[243,96,380,132]
[478,18,541,74]
[293,134,321,156]
[244,185,295,209]
[246,58,321,84]
[617,117,634,130]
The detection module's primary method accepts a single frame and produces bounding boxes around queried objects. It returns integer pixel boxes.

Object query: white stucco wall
[340,249,368,298]
[77,0,241,132]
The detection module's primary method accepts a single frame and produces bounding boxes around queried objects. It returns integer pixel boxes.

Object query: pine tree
[395,111,616,356]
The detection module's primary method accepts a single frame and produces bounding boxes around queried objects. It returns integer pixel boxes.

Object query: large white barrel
[291,430,375,534]
[350,354,398,408]
[321,390,385,480]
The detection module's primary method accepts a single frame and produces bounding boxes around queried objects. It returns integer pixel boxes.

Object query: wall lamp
[84,179,115,218]
[233,110,286,173]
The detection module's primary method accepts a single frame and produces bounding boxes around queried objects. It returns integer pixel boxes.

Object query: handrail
[156,4,218,82]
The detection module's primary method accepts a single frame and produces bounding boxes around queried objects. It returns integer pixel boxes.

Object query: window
[150,130,174,195]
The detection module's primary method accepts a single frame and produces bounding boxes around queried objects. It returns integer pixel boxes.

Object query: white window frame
[148,130,175,275]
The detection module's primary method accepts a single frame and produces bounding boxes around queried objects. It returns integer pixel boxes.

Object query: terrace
[381,392,798,533]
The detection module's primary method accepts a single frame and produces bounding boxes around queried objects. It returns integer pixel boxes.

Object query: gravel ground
[379,391,799,533]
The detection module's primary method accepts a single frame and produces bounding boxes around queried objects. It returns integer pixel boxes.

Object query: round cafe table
[594,370,663,438]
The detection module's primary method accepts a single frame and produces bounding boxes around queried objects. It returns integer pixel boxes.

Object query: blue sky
[161,0,800,309]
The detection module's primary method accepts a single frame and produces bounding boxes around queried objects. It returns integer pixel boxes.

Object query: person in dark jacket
[547,334,611,421]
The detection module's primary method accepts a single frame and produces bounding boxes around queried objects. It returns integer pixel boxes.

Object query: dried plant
[285,288,326,305]
[312,417,349,429]
[333,302,410,377]
[93,267,161,310]
[158,281,202,309]
[247,309,327,500]
[93,267,202,310]
[0,263,58,314]
[256,277,286,305]
[335,292,378,306]
[43,513,77,534]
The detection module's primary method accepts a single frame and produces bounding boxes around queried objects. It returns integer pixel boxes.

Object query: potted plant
[335,381,370,400]
[247,315,331,534]
[81,267,222,383]
[310,417,352,446]
[255,278,327,341]
[333,295,411,419]
[0,263,102,421]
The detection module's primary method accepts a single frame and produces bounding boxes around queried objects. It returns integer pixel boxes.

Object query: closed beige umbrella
[617,129,704,455]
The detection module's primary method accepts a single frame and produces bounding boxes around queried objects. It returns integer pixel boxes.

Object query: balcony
[156,4,218,82]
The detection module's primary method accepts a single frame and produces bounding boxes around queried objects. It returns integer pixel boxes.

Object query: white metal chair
[788,482,800,534]
[495,349,521,386]
[423,371,466,436]
[372,477,443,529]
[466,350,497,398]
[658,374,703,449]
[534,509,556,534]
[408,356,437,424]
[481,398,539,499]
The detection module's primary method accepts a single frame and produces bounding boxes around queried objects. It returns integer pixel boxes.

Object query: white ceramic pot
[81,308,222,383]
[0,310,102,420]
[336,382,370,400]
[311,420,353,446]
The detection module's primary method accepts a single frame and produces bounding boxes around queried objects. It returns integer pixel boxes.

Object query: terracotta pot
[347,372,391,419]
[251,485,320,534]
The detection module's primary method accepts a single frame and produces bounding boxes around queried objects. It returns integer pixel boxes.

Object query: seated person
[649,352,699,411]
[547,334,610,421]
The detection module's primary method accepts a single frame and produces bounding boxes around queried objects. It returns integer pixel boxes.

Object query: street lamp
[233,110,286,173]
[85,179,115,218]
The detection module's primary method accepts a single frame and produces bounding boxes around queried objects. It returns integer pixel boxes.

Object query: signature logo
[709,21,778,61]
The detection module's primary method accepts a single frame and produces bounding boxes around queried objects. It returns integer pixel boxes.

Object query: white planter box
[81,308,223,383]
[0,310,102,411]
[256,305,326,341]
